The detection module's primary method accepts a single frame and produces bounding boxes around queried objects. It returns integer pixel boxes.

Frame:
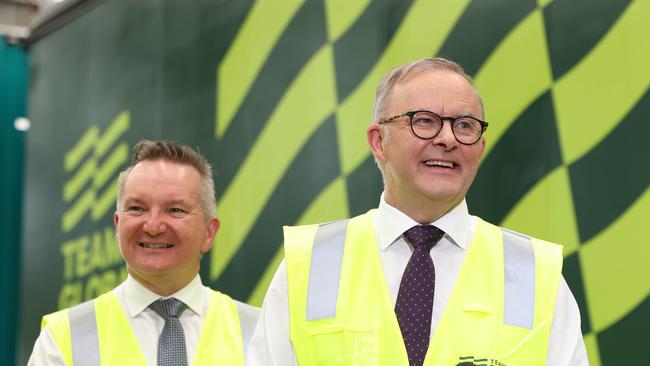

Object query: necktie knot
[403,225,444,251]
[149,298,187,320]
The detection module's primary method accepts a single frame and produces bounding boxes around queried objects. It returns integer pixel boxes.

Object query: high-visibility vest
[42,289,245,365]
[284,210,563,366]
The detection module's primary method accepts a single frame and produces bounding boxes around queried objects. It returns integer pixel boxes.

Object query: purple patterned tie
[395,225,444,366]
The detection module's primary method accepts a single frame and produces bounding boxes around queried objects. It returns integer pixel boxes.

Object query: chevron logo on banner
[61,111,131,232]
[57,111,130,309]
[209,1,649,365]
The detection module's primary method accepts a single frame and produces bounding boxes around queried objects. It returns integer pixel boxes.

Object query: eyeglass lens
[410,111,483,144]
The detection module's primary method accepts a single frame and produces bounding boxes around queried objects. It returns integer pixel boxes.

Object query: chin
[134,261,176,274]
[421,188,464,205]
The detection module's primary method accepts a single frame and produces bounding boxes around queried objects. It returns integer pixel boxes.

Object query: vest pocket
[311,327,380,366]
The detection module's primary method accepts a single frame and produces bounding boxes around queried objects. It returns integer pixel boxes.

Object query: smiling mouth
[140,243,174,249]
[423,160,455,168]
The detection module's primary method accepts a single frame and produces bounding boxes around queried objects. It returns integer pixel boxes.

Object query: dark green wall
[0,39,28,366]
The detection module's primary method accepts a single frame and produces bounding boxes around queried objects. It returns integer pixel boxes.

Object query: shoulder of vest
[43,297,94,323]
[41,308,68,331]
[43,289,121,325]
[208,289,232,302]
[473,215,563,249]
[284,210,374,230]
[285,218,347,230]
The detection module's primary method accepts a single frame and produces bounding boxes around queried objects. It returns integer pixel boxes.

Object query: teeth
[141,243,172,249]
[424,160,454,168]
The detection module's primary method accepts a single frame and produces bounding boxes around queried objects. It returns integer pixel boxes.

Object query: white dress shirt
[248,197,589,366]
[28,274,259,365]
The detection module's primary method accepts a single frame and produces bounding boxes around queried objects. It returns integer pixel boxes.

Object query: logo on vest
[457,355,507,366]
[352,332,378,364]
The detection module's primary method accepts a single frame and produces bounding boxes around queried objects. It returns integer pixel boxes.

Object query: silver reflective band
[235,299,260,358]
[69,300,100,365]
[305,220,349,320]
[502,229,536,329]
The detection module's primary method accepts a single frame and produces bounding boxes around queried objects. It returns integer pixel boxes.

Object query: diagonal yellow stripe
[95,111,130,158]
[475,9,553,157]
[92,179,119,222]
[501,166,580,257]
[63,157,97,203]
[553,0,650,164]
[579,185,650,333]
[64,126,98,172]
[246,175,350,306]
[93,143,129,189]
[584,333,602,366]
[323,0,371,42]
[62,189,95,232]
[216,0,305,138]
[247,246,285,307]
[336,0,471,175]
[210,45,338,281]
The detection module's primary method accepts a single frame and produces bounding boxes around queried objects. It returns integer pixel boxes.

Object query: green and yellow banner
[20,0,648,364]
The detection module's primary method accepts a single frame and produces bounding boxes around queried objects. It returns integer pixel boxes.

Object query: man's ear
[201,217,220,253]
[367,123,386,163]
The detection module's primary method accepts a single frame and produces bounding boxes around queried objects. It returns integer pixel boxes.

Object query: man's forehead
[129,159,199,178]
[390,69,483,116]
[396,68,469,87]
[132,158,189,170]
[124,160,200,188]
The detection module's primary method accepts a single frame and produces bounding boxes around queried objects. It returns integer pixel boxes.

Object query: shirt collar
[124,274,205,317]
[375,193,473,251]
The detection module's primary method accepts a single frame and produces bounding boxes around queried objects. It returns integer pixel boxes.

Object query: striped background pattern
[208,0,649,364]
[62,112,130,233]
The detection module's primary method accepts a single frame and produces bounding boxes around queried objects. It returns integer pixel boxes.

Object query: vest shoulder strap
[305,219,349,320]
[286,212,381,321]
[42,302,87,366]
[475,218,563,329]
[41,291,133,366]
[43,289,254,366]
[193,290,245,365]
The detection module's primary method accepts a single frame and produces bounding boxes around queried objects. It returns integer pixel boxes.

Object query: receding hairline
[373,57,484,122]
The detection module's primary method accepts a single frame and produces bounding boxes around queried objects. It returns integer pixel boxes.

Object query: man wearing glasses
[249,57,588,366]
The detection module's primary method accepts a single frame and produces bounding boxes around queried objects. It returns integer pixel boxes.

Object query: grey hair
[116,139,216,219]
[373,57,484,122]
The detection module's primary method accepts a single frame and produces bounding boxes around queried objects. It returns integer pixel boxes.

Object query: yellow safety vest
[284,210,563,366]
[42,290,244,365]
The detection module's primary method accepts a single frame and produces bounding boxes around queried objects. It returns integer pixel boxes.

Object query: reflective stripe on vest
[305,224,537,327]
[502,228,535,329]
[68,301,100,366]
[305,219,349,320]
[65,293,248,365]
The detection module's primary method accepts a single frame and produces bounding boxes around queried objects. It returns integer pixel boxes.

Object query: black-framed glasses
[378,110,488,145]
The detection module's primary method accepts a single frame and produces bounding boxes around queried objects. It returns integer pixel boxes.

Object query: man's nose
[432,120,457,148]
[143,210,167,236]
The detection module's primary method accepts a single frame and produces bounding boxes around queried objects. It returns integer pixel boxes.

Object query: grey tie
[149,298,188,366]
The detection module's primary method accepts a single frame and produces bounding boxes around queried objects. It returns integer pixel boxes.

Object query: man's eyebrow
[166,198,193,207]
[122,197,143,204]
[456,111,478,118]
